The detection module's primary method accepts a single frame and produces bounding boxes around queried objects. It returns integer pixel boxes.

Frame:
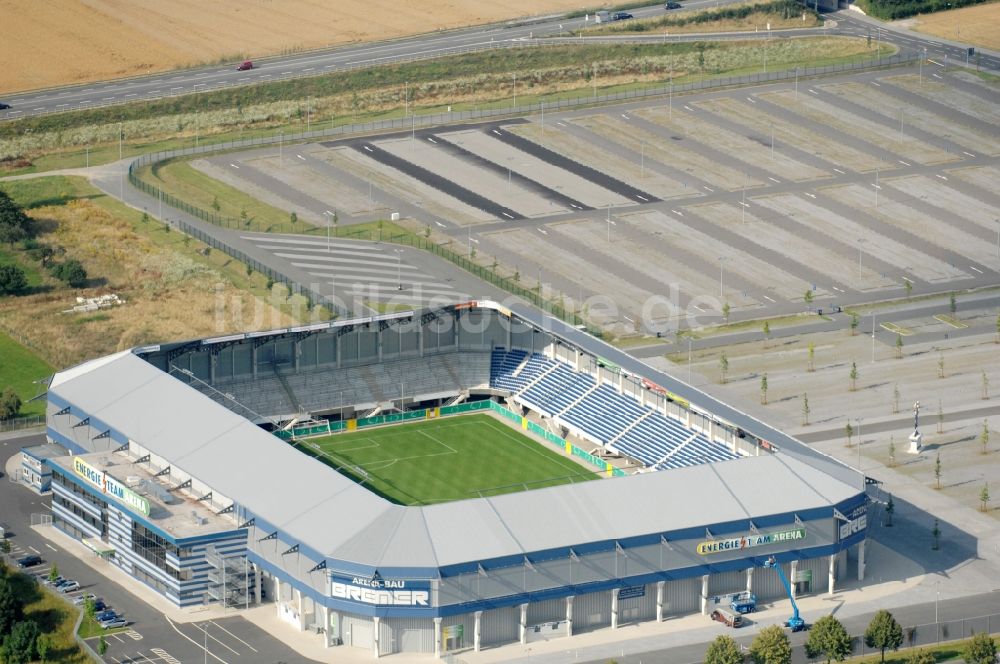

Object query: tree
[722,301,731,321]
[98,634,108,655]
[888,436,896,468]
[0,264,27,295]
[807,342,815,372]
[904,279,912,298]
[705,634,744,664]
[3,620,40,664]
[849,361,858,391]
[893,383,900,414]
[719,352,729,384]
[981,483,990,512]
[0,578,25,637]
[949,292,957,315]
[245,263,253,278]
[84,596,97,620]
[937,353,945,379]
[982,371,990,400]
[0,387,21,421]
[760,373,768,405]
[885,494,895,526]
[963,632,998,664]
[850,312,859,335]
[996,312,1000,344]
[35,634,51,663]
[805,614,851,663]
[905,649,935,664]
[845,422,853,447]
[750,624,791,664]
[48,564,59,583]
[937,399,944,434]
[802,393,810,426]
[932,518,941,549]
[804,289,814,306]
[49,259,88,288]
[289,211,298,226]
[211,195,221,212]
[981,419,990,455]
[864,610,903,663]
[895,333,903,359]
[934,453,941,490]
[762,320,769,339]
[141,211,149,224]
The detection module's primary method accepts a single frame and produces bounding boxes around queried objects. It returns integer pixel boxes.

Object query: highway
[2,2,997,121]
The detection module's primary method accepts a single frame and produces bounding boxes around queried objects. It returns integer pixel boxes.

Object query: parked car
[73,593,98,606]
[102,617,129,629]
[236,60,253,71]
[95,609,117,623]
[612,11,634,20]
[665,1,682,8]
[0,103,11,110]
[58,580,81,593]
[16,554,42,568]
[711,608,744,628]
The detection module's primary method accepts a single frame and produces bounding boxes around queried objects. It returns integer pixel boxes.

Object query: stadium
[42,300,869,658]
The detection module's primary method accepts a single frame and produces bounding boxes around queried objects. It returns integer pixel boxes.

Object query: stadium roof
[48,303,863,571]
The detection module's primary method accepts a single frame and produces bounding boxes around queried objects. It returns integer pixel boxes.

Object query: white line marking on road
[29,546,40,554]
[45,544,57,551]
[928,59,944,66]
[636,195,648,202]
[970,266,983,274]
[805,192,816,199]
[671,209,683,216]
[570,204,581,209]
[492,129,502,135]
[703,186,714,192]
[833,286,845,292]
[932,73,942,79]
[126,630,143,641]
[192,624,241,656]
[936,174,948,180]
[763,295,776,302]
[324,64,336,69]
[209,622,258,652]
[683,105,693,111]
[556,121,567,127]
[435,221,446,228]
[962,151,975,157]
[537,228,548,235]
[694,304,707,312]
[871,81,881,87]
[898,160,910,166]
[426,137,437,143]
[297,154,305,160]
[768,177,780,183]
[363,145,373,152]
[808,89,818,95]
[303,67,314,72]
[151,648,182,664]
[501,212,514,219]
[621,113,630,119]
[833,168,845,174]
[229,163,239,169]
[42,504,51,511]
[165,618,228,664]
[746,97,756,103]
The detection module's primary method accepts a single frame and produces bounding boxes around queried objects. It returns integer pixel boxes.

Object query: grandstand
[44,301,869,659]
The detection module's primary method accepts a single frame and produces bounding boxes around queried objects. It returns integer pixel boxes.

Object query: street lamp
[323,210,336,251]
[607,204,615,242]
[873,168,881,208]
[718,256,727,297]
[394,249,405,290]
[857,417,863,473]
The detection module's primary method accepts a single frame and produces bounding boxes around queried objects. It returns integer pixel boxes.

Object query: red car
[236,61,253,71]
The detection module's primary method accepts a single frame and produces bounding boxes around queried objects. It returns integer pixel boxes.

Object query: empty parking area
[211,64,1000,332]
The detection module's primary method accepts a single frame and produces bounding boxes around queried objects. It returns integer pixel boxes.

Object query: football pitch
[293,413,599,505]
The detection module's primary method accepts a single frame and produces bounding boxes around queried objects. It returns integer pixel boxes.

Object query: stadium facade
[42,301,869,658]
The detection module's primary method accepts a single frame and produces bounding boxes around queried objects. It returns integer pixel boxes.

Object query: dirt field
[0,0,587,93]
[903,1,1000,51]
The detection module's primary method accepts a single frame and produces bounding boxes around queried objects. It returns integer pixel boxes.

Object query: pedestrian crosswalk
[241,234,468,308]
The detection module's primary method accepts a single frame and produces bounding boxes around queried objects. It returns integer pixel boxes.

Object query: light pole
[872,311,877,363]
[278,130,283,165]
[513,72,517,110]
[324,210,335,251]
[119,122,124,201]
[718,256,727,297]
[741,173,748,224]
[394,249,404,290]
[873,168,880,208]
[606,204,614,242]
[857,417,863,473]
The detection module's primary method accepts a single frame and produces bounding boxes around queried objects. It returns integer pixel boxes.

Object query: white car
[58,580,81,593]
[73,593,98,606]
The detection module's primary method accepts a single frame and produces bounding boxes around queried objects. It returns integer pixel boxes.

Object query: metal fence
[0,415,45,432]
[128,51,918,329]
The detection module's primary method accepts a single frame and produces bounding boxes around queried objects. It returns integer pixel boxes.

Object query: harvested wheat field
[0,0,588,94]
[904,1,1000,51]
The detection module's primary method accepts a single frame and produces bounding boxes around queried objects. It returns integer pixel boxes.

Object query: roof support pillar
[518,603,528,644]
[295,588,305,630]
[565,596,574,637]
[700,574,710,615]
[656,581,665,622]
[433,616,442,659]
[473,611,482,652]
[858,539,866,581]
[373,615,381,658]
[611,587,620,629]
[273,576,281,618]
[828,553,837,595]
[746,566,754,593]
[790,560,798,600]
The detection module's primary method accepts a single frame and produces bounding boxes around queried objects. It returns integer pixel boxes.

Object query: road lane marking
[492,129,502,135]
[636,195,648,202]
[363,145,373,152]
[805,192,816,198]
[970,265,983,274]
[683,105,693,111]
[45,543,56,551]
[962,151,975,157]
[871,81,881,87]
[899,160,910,166]
[833,286,845,292]
[556,121,567,127]
[426,137,437,143]
[808,89,818,95]
[192,624,241,656]
[229,163,239,169]
[537,228,548,234]
[763,295,776,302]
[768,177,780,183]
[435,221,446,228]
[703,186,714,192]
[833,168,845,174]
[501,212,514,219]
[936,174,948,180]
[746,97,756,103]
[29,546,40,554]
[671,209,683,216]
[297,154,306,160]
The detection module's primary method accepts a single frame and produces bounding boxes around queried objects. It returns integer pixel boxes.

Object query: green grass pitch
[293,413,598,505]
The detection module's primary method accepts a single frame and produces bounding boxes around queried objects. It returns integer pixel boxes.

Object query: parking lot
[1,434,320,664]
[203,64,1000,333]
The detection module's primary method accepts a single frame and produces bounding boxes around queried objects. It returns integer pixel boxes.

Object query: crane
[763,556,806,631]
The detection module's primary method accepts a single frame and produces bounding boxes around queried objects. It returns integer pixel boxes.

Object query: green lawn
[0,332,54,416]
[294,414,597,505]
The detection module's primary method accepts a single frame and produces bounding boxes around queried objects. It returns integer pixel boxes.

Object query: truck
[729,590,757,614]
[763,556,806,631]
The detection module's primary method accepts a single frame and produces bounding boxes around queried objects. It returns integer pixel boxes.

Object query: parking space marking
[28,546,40,554]
[165,618,229,664]
[126,629,143,640]
[209,621,258,652]
[970,266,983,274]
[762,295,776,303]
[833,168,846,174]
[192,624,241,655]
[150,648,182,664]
[45,543,57,551]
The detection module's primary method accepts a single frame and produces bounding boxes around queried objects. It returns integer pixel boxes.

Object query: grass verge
[0,333,53,416]
[0,568,88,663]
[578,0,820,35]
